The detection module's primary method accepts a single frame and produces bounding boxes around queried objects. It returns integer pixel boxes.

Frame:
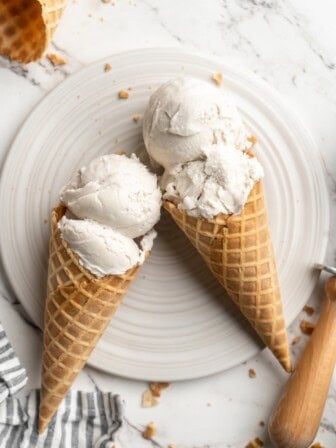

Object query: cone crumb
[245,438,264,448]
[104,63,112,72]
[133,114,142,123]
[259,420,265,427]
[247,135,258,146]
[142,390,158,408]
[303,305,315,315]
[143,421,156,439]
[149,382,170,397]
[43,218,48,224]
[47,53,67,66]
[168,444,176,448]
[248,368,256,378]
[102,0,110,3]
[311,443,324,448]
[212,72,223,86]
[118,90,129,99]
[291,335,301,346]
[300,320,315,335]
[114,150,127,155]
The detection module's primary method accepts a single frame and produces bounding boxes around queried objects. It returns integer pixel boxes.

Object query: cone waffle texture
[39,205,144,433]
[164,181,291,372]
[0,0,66,63]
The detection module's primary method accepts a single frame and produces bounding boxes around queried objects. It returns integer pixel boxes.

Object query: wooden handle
[268,276,336,448]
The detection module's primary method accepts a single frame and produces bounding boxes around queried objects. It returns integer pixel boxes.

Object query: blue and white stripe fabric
[0,323,27,403]
[0,390,123,447]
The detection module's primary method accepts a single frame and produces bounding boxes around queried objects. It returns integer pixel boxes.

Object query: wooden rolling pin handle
[268,276,336,448]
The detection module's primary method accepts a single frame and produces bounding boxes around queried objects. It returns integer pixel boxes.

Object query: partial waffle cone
[164,181,291,372]
[0,0,66,63]
[39,205,145,433]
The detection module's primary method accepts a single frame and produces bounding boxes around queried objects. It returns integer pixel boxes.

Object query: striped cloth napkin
[0,323,27,403]
[0,318,123,447]
[0,390,122,447]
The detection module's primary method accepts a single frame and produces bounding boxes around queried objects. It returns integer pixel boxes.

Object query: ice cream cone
[164,181,291,372]
[39,205,146,433]
[0,0,67,63]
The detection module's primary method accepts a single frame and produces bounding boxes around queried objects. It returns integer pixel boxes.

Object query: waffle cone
[39,205,145,433]
[164,181,291,372]
[0,0,66,63]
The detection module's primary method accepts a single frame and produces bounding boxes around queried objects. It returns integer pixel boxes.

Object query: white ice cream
[58,217,155,277]
[143,77,251,169]
[162,144,264,218]
[61,154,161,239]
[59,154,161,277]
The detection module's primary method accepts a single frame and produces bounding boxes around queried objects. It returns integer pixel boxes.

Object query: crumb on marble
[101,0,110,3]
[259,420,265,427]
[43,218,48,224]
[143,421,156,440]
[248,368,256,378]
[114,150,127,155]
[149,382,170,397]
[300,320,315,335]
[291,335,301,346]
[118,90,129,99]
[127,86,133,91]
[303,305,315,316]
[245,437,264,448]
[247,135,258,146]
[212,72,223,86]
[168,444,176,448]
[133,114,142,123]
[47,53,67,66]
[206,402,212,407]
[311,443,324,448]
[142,390,158,408]
[104,63,112,72]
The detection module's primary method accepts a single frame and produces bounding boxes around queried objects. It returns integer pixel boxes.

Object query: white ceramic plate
[0,48,329,381]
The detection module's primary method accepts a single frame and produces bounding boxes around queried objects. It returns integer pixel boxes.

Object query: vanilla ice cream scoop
[58,216,157,277]
[143,77,251,168]
[162,144,263,218]
[61,154,161,239]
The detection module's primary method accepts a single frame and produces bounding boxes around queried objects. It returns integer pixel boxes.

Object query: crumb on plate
[247,135,258,146]
[300,320,315,335]
[303,305,315,316]
[143,421,156,439]
[133,114,142,123]
[118,90,129,99]
[245,437,264,448]
[212,72,223,86]
[47,53,67,66]
[291,335,301,346]
[104,63,112,72]
[248,368,256,378]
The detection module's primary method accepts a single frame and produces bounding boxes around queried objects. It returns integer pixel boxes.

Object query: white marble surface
[0,0,336,447]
